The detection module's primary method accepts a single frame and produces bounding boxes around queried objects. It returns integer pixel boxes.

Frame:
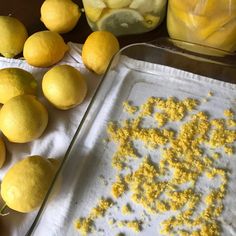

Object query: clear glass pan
[25,38,236,236]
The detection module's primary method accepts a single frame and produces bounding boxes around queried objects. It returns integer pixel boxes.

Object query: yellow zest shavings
[111,176,126,198]
[154,112,167,127]
[108,218,115,225]
[123,101,138,114]
[207,91,213,97]
[74,218,93,235]
[89,199,113,219]
[208,119,236,154]
[212,152,220,159]
[74,198,113,235]
[139,97,156,116]
[106,97,235,235]
[117,220,142,232]
[107,117,174,170]
[74,95,236,235]
[121,204,132,215]
[224,109,234,118]
[227,119,236,127]
[155,97,198,123]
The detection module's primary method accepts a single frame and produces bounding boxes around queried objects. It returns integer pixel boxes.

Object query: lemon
[130,0,156,14]
[168,0,197,12]
[0,68,38,104]
[40,0,81,34]
[85,0,107,8]
[97,9,144,35]
[167,0,236,53]
[42,65,87,110]
[23,30,68,67]
[82,31,119,75]
[205,18,236,52]
[104,0,132,8]
[83,4,105,22]
[0,95,48,143]
[1,155,59,213]
[0,137,6,168]
[130,0,167,14]
[0,16,28,58]
[83,0,106,22]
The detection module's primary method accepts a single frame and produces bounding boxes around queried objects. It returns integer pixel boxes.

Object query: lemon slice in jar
[85,0,106,8]
[129,0,153,14]
[97,8,144,35]
[104,0,132,8]
[84,5,105,22]
[143,14,160,28]
[83,0,106,22]
[129,0,166,14]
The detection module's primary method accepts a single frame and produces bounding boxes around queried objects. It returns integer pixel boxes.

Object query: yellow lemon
[82,31,119,75]
[129,0,156,14]
[0,95,48,143]
[168,0,198,12]
[104,0,132,8]
[42,65,87,110]
[83,4,105,22]
[23,30,68,67]
[0,137,6,168]
[40,0,81,34]
[0,16,28,58]
[1,155,59,213]
[0,67,38,104]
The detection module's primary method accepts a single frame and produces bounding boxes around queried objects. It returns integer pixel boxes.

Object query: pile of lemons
[0,0,120,215]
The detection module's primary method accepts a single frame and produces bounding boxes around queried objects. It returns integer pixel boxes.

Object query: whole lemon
[40,0,81,34]
[82,31,120,75]
[0,16,28,58]
[1,155,59,213]
[0,95,48,143]
[23,30,68,67]
[0,137,6,168]
[0,67,38,104]
[42,65,87,110]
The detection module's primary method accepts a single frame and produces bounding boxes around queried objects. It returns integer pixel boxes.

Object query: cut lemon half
[97,8,144,35]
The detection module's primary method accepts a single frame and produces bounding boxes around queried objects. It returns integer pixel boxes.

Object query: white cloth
[0,42,101,236]
[32,56,236,236]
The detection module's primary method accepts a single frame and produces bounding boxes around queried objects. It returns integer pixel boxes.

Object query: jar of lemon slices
[82,0,167,36]
[167,0,236,53]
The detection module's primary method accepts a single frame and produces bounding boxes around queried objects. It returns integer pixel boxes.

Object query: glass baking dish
[22,38,236,236]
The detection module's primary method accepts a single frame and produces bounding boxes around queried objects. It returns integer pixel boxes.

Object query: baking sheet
[32,55,236,236]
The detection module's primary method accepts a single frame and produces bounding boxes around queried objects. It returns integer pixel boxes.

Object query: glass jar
[82,0,167,36]
[167,0,236,53]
